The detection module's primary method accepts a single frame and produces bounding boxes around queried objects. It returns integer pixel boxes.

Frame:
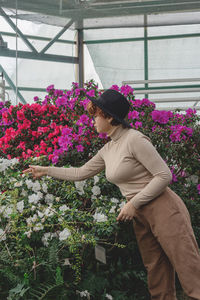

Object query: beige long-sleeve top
[47,125,172,209]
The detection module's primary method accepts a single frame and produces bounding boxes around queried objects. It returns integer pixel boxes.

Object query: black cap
[87,89,131,128]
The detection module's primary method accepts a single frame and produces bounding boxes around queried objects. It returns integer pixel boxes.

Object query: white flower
[37,211,44,218]
[59,205,70,212]
[92,185,101,196]
[25,179,34,189]
[26,217,33,226]
[33,223,44,232]
[14,181,23,187]
[119,201,126,209]
[26,214,38,226]
[31,205,36,211]
[41,232,57,246]
[109,206,116,213]
[4,206,13,218]
[42,232,51,246]
[17,200,24,213]
[42,182,48,193]
[24,229,32,238]
[21,189,28,197]
[105,294,113,300]
[45,193,54,204]
[43,204,54,217]
[0,228,6,241]
[79,290,90,298]
[0,158,18,173]
[0,205,5,214]
[94,175,99,184]
[59,228,71,241]
[32,180,41,193]
[32,214,38,222]
[93,212,108,222]
[111,198,119,204]
[74,180,85,195]
[28,192,43,204]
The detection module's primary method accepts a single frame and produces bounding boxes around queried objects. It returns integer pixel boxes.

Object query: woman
[23,89,200,300]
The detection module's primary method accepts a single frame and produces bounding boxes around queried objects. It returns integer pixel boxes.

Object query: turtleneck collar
[108,125,129,142]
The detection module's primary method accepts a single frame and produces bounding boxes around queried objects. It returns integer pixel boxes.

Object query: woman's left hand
[117,201,136,222]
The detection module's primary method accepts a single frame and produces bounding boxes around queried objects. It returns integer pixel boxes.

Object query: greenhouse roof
[1,0,200,29]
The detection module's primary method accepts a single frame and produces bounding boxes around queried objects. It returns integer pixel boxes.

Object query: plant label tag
[95,245,106,264]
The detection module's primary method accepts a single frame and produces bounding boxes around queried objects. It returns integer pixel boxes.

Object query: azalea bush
[0,80,200,299]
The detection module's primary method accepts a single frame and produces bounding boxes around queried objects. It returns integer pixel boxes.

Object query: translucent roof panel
[1,1,200,29]
[86,40,144,88]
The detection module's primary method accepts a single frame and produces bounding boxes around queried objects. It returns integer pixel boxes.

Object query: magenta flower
[197,184,200,195]
[76,145,84,152]
[86,90,96,98]
[186,108,197,117]
[134,121,143,129]
[76,114,90,126]
[141,98,156,108]
[170,167,178,183]
[80,99,90,110]
[110,85,120,92]
[120,85,134,97]
[72,82,79,89]
[99,132,108,139]
[33,96,39,102]
[169,125,193,142]
[128,110,139,120]
[46,84,54,93]
[151,110,173,124]
[55,96,68,107]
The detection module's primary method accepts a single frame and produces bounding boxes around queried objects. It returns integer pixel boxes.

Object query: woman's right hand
[23,165,48,179]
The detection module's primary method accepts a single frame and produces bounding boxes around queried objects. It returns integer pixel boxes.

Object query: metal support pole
[144,14,148,99]
[77,29,84,88]
[0,72,5,102]
[0,64,26,104]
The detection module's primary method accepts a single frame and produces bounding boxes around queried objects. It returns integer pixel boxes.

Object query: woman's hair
[87,101,128,128]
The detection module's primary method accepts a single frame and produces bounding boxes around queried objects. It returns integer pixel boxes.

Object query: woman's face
[93,112,113,134]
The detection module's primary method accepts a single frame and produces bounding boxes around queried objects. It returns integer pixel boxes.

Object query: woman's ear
[108,116,113,124]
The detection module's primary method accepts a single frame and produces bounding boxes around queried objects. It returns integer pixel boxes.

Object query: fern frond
[29,283,62,300]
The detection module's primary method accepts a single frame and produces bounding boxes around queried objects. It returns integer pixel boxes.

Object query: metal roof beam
[0,31,75,44]
[0,6,38,54]
[40,19,74,54]
[2,1,200,21]
[0,48,78,64]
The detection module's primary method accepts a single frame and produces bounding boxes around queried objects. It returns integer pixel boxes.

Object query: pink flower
[110,85,120,92]
[135,121,142,129]
[34,96,39,102]
[76,145,84,152]
[99,132,108,139]
[46,85,54,93]
[86,90,96,97]
[128,110,139,120]
[120,85,134,97]
[151,110,173,124]
[170,167,178,183]
[197,184,200,195]
[76,114,89,126]
[17,110,25,121]
[186,108,196,117]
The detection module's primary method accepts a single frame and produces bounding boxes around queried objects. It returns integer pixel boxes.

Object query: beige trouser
[133,187,200,300]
